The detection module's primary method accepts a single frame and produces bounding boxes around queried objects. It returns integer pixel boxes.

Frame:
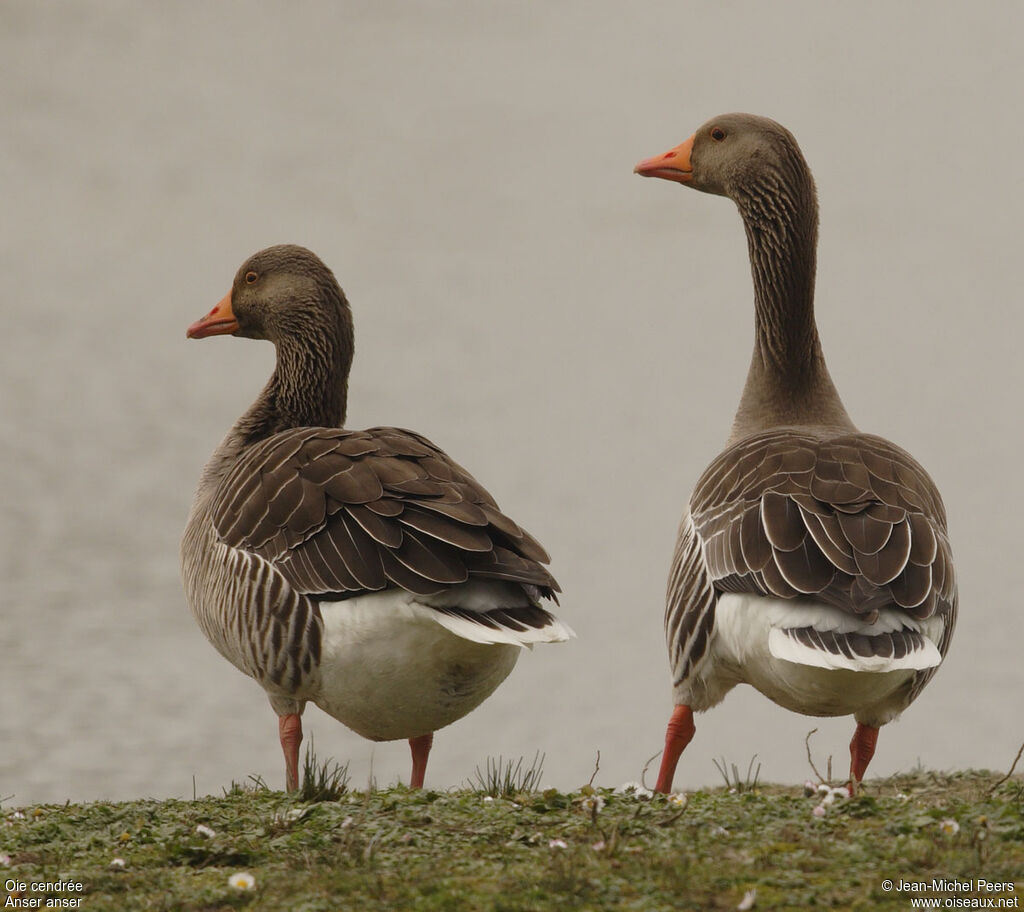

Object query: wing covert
[209,426,559,599]
[690,429,955,623]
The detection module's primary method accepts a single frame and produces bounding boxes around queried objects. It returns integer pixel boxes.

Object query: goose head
[634,113,810,200]
[187,244,352,347]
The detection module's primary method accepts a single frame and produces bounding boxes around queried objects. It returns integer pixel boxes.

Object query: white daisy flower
[812,804,826,818]
[737,887,757,910]
[581,795,605,814]
[668,792,688,808]
[939,818,960,836]
[615,781,653,800]
[548,838,567,849]
[195,824,216,838]
[591,840,606,852]
[109,858,126,869]
[482,796,494,803]
[228,872,256,891]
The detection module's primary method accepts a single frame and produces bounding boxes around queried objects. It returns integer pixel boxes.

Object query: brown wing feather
[210,426,559,599]
[773,536,837,593]
[390,527,469,585]
[739,502,773,570]
[463,545,556,589]
[800,507,856,573]
[399,505,494,552]
[761,491,808,551]
[413,498,490,526]
[345,504,404,547]
[689,429,956,630]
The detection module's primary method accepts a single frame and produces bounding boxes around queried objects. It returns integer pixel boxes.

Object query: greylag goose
[634,114,956,793]
[181,244,573,791]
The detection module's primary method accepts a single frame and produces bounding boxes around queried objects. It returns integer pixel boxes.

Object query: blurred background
[2,0,1021,805]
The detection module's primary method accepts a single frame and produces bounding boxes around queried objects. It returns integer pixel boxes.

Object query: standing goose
[634,114,956,793]
[181,244,572,791]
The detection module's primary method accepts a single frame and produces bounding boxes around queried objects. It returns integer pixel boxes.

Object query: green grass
[295,741,351,804]
[466,752,546,798]
[2,765,1022,911]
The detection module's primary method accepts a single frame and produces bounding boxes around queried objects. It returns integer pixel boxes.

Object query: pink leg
[279,713,303,792]
[408,733,434,789]
[655,705,695,794]
[849,722,879,795]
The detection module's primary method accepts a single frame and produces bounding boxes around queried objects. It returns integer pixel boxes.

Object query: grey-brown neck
[238,332,350,444]
[198,298,353,494]
[728,155,855,443]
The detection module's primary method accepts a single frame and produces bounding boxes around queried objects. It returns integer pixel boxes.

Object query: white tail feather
[414,580,574,647]
[425,607,575,647]
[767,628,941,672]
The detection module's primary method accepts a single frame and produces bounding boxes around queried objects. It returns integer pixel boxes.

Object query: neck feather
[237,330,350,445]
[729,162,855,442]
[201,308,353,490]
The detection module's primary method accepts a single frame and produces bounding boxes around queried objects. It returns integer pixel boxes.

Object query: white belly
[312,591,520,741]
[712,594,943,722]
[737,653,914,719]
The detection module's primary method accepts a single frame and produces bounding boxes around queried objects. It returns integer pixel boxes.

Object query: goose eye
[710,127,726,142]
[245,271,258,284]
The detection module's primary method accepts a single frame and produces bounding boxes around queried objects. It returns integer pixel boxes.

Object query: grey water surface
[2,1,1021,805]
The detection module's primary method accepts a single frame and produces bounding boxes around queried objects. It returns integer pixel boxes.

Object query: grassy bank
[2,760,1022,911]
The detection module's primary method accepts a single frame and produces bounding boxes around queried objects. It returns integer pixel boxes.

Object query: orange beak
[634,134,695,184]
[186,291,239,339]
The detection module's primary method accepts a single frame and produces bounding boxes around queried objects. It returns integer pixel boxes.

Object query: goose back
[209,423,558,598]
[666,427,956,707]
